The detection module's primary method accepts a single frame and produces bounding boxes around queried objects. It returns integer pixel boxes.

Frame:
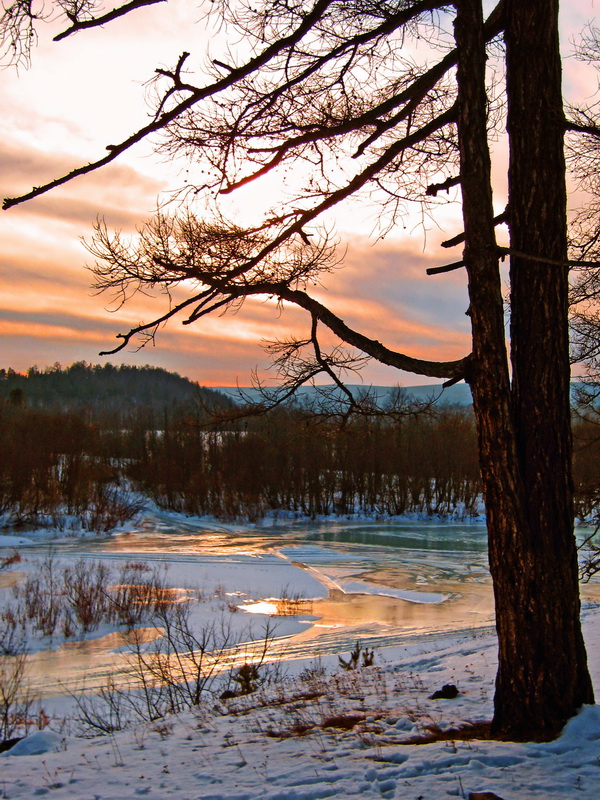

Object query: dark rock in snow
[0,737,24,753]
[429,683,459,700]
[468,792,505,800]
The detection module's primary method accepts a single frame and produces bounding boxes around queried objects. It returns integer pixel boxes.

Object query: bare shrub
[579,520,600,582]
[67,676,130,737]
[0,651,45,742]
[0,550,21,570]
[8,553,177,642]
[338,641,375,671]
[0,607,19,655]
[126,603,275,711]
[81,485,144,533]
[61,559,111,633]
[275,585,313,616]
[16,551,62,637]
[108,563,177,629]
[12,552,111,638]
[231,663,263,696]
[70,609,278,734]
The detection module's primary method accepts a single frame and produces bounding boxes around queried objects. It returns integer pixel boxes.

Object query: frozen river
[76,511,496,639]
[1,511,503,697]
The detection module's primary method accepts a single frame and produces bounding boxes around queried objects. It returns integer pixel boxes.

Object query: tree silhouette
[2,0,598,739]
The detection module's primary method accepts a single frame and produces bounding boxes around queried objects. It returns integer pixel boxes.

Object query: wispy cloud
[1,138,164,227]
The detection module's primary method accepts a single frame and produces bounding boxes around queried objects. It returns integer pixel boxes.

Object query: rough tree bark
[486,0,595,738]
[456,0,594,739]
[454,0,527,740]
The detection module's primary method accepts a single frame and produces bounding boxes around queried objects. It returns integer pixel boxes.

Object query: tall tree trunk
[491,0,595,738]
[455,0,594,740]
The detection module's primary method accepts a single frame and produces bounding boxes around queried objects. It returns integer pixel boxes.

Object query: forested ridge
[0,362,232,422]
[0,364,597,530]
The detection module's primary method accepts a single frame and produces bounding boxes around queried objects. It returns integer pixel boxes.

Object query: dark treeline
[1,364,598,528]
[130,406,483,520]
[133,407,599,522]
[0,362,233,424]
[0,363,230,530]
[0,401,139,531]
[573,408,600,521]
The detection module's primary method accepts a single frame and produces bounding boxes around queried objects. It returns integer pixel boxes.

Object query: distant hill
[214,382,475,407]
[0,363,233,418]
[214,381,590,408]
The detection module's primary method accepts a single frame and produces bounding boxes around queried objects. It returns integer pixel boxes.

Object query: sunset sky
[0,0,596,387]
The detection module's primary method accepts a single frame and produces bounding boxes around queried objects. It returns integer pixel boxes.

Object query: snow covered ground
[2,606,600,799]
[2,512,600,798]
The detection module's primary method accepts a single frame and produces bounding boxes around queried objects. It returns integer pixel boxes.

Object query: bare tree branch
[3,0,459,210]
[441,208,509,248]
[426,174,461,196]
[3,0,338,209]
[565,119,600,138]
[216,104,458,286]
[426,260,465,276]
[98,294,205,355]
[53,0,166,42]
[498,247,600,269]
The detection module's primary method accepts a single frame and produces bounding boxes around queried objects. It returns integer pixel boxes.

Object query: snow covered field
[2,511,600,799]
[2,609,600,799]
